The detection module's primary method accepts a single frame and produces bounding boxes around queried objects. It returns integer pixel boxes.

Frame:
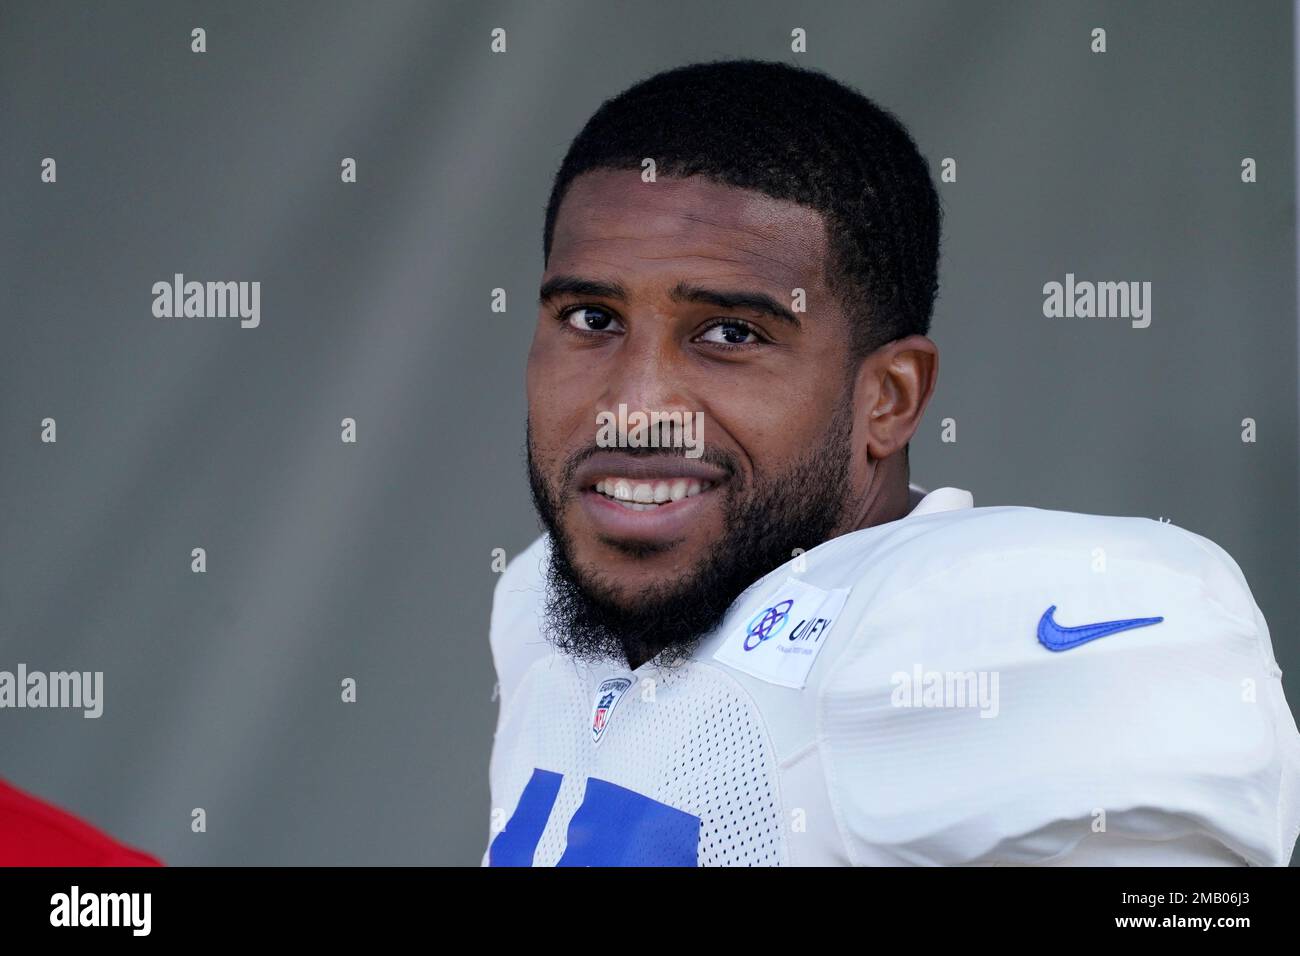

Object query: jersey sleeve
[1021,830,1247,865]
[488,534,552,712]
[817,514,1300,867]
[483,534,552,863]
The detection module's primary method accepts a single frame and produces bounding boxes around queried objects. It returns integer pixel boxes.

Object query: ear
[850,335,939,460]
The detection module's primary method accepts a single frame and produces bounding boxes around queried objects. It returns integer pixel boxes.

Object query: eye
[562,306,621,334]
[696,320,764,346]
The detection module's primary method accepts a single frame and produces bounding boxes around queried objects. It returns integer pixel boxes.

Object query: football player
[483,60,1300,866]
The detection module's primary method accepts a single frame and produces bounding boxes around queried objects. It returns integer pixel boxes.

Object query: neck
[842,456,911,534]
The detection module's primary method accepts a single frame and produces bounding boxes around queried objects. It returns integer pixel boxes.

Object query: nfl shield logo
[590,676,633,744]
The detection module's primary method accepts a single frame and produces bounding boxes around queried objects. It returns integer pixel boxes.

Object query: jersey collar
[906,483,974,517]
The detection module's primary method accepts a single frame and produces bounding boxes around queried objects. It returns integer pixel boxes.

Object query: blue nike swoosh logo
[1037,605,1164,651]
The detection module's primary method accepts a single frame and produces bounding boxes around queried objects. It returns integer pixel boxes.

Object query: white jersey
[483,485,1300,866]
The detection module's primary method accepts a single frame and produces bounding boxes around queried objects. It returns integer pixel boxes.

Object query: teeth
[595,476,716,506]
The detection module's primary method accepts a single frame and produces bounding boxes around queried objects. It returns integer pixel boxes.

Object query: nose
[594,323,699,451]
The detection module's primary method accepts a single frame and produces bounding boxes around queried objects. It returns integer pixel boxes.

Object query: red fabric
[0,778,163,866]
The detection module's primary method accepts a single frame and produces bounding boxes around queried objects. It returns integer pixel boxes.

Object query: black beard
[526,402,855,670]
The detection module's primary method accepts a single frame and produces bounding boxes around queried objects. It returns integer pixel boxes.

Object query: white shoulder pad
[489,534,552,709]
[818,506,1300,866]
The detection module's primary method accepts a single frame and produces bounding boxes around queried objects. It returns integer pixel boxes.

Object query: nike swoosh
[1037,605,1164,652]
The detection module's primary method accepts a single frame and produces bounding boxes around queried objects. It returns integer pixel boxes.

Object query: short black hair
[542,58,942,358]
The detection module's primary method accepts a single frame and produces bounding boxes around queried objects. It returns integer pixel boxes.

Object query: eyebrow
[538,275,629,305]
[538,275,802,329]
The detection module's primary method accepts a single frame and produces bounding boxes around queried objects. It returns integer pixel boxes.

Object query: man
[483,59,1300,866]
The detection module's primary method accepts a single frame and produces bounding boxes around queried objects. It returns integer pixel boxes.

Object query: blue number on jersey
[490,768,700,866]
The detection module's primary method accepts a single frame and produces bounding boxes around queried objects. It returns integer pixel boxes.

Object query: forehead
[548,169,831,294]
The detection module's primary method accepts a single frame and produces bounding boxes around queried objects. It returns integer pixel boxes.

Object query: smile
[592,477,716,510]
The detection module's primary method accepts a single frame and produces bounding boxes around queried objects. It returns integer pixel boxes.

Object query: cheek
[737,386,833,455]
[527,333,572,417]
[524,323,555,402]
[527,325,602,403]
[526,354,598,473]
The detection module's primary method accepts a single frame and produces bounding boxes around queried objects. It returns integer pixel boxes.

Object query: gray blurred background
[1,0,1296,865]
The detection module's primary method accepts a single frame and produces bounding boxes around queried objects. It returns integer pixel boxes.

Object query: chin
[577,542,700,593]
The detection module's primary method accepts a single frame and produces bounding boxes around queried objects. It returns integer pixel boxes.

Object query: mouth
[569,451,731,544]
[575,471,727,544]
[590,477,717,511]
